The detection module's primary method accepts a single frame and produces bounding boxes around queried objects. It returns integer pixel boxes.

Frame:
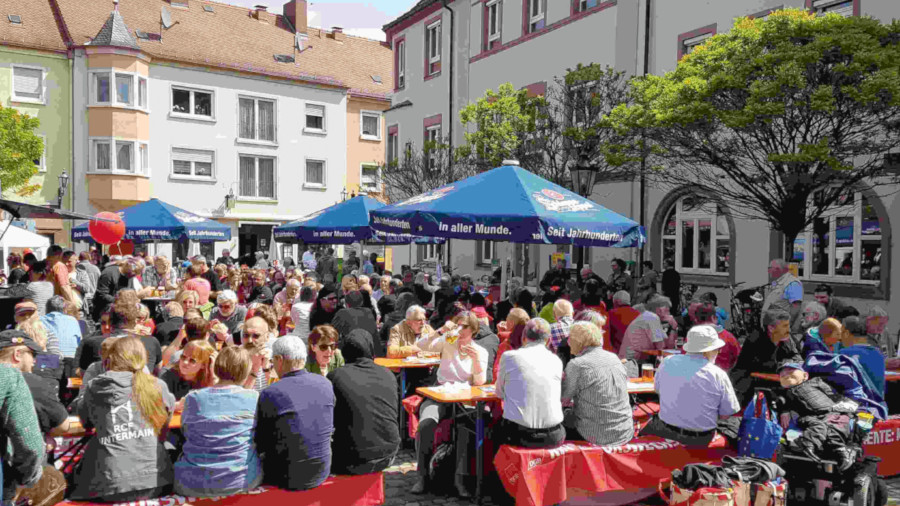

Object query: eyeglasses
[244,332,264,340]
[323,296,338,302]
[411,318,426,323]
[318,343,337,351]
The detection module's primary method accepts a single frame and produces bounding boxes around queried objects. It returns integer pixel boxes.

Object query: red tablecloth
[58,474,384,506]
[863,414,900,476]
[494,435,735,506]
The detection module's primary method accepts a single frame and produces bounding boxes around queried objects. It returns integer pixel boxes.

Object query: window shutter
[13,68,41,99]
[417,244,424,261]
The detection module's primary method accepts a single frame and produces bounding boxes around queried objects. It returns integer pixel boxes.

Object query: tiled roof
[55,0,392,98]
[0,0,68,53]
[383,0,436,32]
[90,9,140,49]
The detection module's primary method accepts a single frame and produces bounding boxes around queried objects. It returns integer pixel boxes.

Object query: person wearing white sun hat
[639,324,741,447]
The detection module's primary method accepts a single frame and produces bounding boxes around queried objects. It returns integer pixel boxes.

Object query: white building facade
[384,0,900,332]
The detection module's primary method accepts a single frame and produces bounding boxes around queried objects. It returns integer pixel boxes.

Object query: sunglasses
[244,332,264,340]
[318,343,337,351]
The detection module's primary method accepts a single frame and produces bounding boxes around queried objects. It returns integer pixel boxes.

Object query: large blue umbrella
[370,165,645,247]
[71,198,231,243]
[273,195,442,245]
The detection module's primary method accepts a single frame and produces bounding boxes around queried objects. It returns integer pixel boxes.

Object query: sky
[222,0,419,40]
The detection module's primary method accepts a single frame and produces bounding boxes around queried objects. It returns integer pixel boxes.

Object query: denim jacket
[174,385,262,497]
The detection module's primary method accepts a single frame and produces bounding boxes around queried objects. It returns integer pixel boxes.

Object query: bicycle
[728,281,764,343]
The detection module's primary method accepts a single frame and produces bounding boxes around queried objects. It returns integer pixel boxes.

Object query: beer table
[416,385,500,504]
[67,377,82,389]
[752,370,900,383]
[375,357,441,439]
[63,411,183,438]
[644,349,682,357]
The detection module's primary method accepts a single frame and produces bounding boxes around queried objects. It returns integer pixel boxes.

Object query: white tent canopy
[0,221,50,277]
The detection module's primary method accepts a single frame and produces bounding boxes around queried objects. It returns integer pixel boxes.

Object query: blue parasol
[71,198,231,243]
[369,165,645,247]
[273,195,443,245]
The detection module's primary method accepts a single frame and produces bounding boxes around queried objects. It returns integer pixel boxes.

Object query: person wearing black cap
[329,329,399,474]
[776,362,859,471]
[0,330,74,436]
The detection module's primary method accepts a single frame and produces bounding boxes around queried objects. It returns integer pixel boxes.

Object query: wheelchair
[756,388,889,506]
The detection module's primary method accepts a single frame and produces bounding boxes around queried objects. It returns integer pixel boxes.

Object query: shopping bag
[737,392,783,459]
[662,482,736,506]
[732,479,787,506]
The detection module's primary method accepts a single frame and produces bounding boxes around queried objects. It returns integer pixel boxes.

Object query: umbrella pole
[500,242,509,301]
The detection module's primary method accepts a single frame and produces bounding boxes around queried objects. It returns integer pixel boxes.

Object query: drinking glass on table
[641,363,655,381]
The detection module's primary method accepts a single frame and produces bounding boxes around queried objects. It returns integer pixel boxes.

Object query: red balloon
[89,212,125,245]
[108,239,134,256]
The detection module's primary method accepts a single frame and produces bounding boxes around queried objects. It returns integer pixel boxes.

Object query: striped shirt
[561,346,634,446]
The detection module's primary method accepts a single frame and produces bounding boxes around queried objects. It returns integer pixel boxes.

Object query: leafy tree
[0,105,43,196]
[379,136,475,203]
[558,64,638,181]
[608,9,900,257]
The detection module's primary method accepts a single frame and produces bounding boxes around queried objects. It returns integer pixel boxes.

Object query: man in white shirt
[496,318,564,448]
[290,286,316,343]
[641,325,741,447]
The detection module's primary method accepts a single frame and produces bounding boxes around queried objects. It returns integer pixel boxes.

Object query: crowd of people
[0,247,895,503]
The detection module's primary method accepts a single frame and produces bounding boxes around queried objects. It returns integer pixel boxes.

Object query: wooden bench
[494,435,735,506]
[58,473,385,506]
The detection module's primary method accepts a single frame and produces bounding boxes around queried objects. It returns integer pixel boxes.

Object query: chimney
[331,26,345,42]
[282,0,307,35]
[252,5,273,23]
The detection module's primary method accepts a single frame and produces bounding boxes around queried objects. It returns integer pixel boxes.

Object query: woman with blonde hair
[176,289,200,313]
[70,336,175,502]
[174,346,262,497]
[14,300,56,355]
[160,339,217,405]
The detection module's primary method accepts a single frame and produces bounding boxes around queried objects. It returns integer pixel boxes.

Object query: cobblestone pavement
[385,447,900,506]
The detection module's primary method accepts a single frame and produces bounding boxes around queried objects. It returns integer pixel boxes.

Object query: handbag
[737,392,783,459]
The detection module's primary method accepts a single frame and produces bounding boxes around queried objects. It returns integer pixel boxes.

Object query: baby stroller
[756,388,888,506]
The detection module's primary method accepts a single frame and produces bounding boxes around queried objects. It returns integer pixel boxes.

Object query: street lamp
[56,171,69,209]
[569,165,598,198]
[568,163,598,273]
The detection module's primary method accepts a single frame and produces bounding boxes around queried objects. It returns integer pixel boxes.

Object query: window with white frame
[486,0,501,49]
[238,154,276,199]
[660,195,732,275]
[578,0,598,12]
[33,135,46,173]
[682,33,712,56]
[90,70,148,110]
[790,190,885,283]
[171,148,214,179]
[305,104,325,132]
[360,111,381,140]
[360,164,380,193]
[812,0,853,17]
[304,159,326,188]
[90,138,149,174]
[426,125,441,171]
[387,128,399,165]
[479,240,495,264]
[397,40,406,89]
[12,66,44,104]
[426,21,441,75]
[171,87,213,118]
[422,242,442,261]
[238,96,276,143]
[529,0,546,32]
